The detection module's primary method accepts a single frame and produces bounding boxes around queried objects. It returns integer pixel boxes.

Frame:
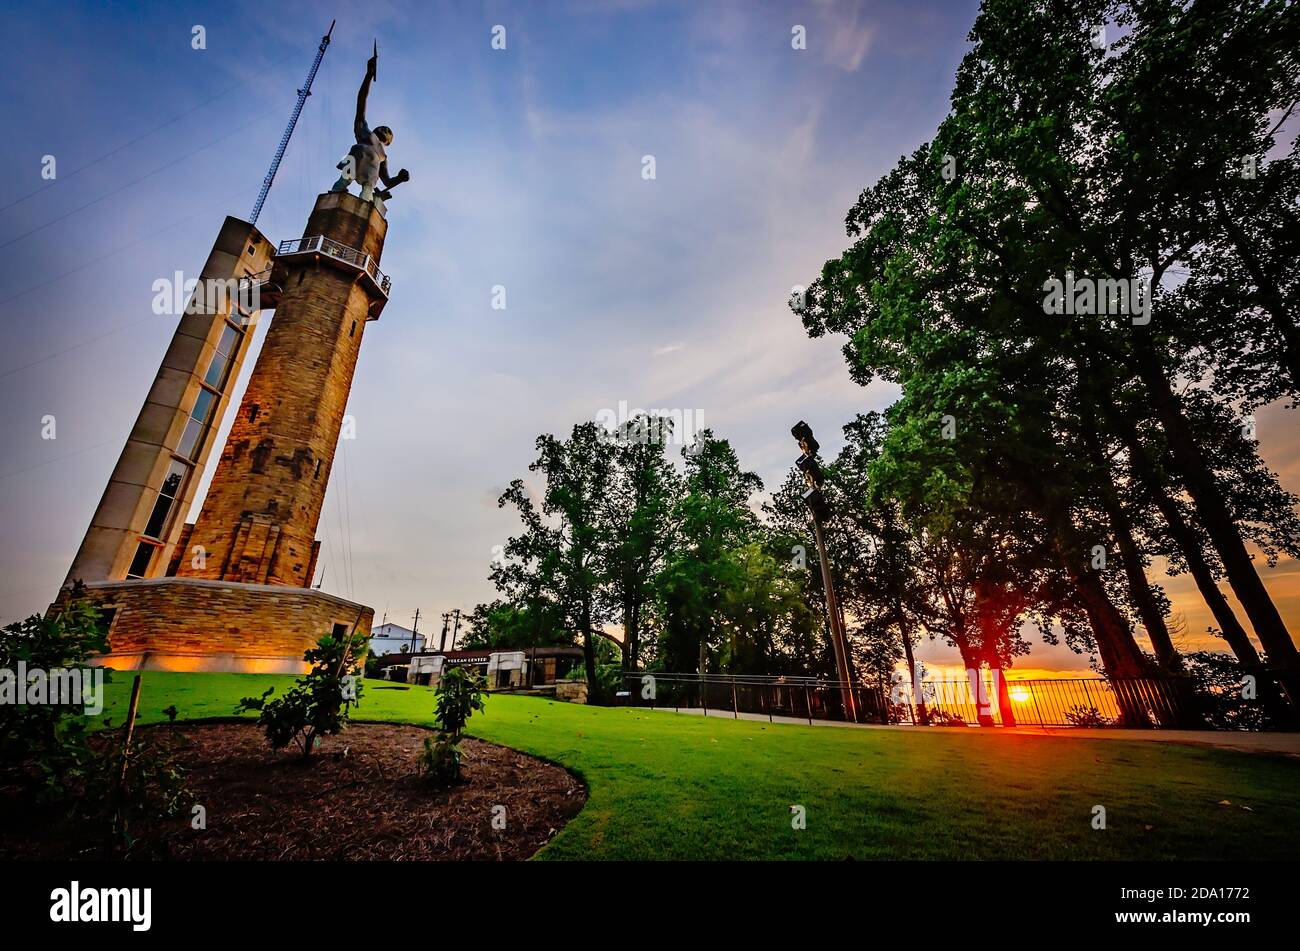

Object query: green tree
[931,0,1300,691]
[0,590,109,802]
[798,0,1300,706]
[655,432,763,673]
[462,598,571,651]
[493,422,616,697]
[598,414,681,673]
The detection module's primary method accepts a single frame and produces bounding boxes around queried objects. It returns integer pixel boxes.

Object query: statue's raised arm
[331,41,410,209]
[354,45,377,142]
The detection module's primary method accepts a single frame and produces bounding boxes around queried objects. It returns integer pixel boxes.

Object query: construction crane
[249,20,335,226]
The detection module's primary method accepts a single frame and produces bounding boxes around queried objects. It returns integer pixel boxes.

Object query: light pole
[791,421,858,721]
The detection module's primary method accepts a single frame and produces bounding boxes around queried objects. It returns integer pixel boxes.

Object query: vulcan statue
[332,43,410,207]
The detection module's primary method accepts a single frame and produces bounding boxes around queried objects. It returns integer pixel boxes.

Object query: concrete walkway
[645,705,1300,758]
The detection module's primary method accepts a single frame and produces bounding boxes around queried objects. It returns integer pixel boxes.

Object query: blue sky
[4,0,1292,674]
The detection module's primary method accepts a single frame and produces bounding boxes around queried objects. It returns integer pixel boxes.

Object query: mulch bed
[0,722,586,861]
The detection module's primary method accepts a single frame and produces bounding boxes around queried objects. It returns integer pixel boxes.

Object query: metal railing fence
[618,671,1209,729]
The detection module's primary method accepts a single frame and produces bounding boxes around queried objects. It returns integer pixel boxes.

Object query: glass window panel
[203,352,228,389]
[126,542,155,578]
[143,493,173,539]
[217,323,239,356]
[159,460,187,501]
[178,418,203,459]
[191,388,215,423]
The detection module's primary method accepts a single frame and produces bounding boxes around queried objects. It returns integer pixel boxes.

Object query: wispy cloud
[813,0,876,72]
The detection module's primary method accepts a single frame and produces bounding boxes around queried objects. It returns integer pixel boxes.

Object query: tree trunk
[620,598,639,674]
[1139,475,1294,722]
[898,608,929,725]
[580,601,598,703]
[1109,388,1300,703]
[986,656,1017,728]
[1129,342,1299,694]
[1081,417,1182,671]
[952,638,994,728]
[1031,487,1153,681]
[1104,489,1181,671]
[1142,469,1261,663]
[1037,502,1154,726]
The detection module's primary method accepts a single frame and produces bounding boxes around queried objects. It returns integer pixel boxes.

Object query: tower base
[58,578,373,674]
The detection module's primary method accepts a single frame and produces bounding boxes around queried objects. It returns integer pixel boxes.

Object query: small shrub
[927,708,967,727]
[420,666,486,785]
[84,726,192,857]
[0,588,110,804]
[236,629,367,759]
[1182,651,1285,731]
[1064,705,1113,728]
[419,734,461,785]
[0,589,195,855]
[434,666,487,741]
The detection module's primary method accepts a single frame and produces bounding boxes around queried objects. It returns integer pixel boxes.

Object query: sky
[0,0,1296,679]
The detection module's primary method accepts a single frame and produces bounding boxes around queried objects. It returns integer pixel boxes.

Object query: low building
[374,646,584,689]
[369,622,425,656]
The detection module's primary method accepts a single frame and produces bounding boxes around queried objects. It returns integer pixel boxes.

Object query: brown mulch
[0,722,586,861]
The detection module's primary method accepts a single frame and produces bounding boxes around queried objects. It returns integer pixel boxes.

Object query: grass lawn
[92,671,1300,860]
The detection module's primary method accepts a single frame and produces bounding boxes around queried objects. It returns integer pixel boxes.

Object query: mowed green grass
[92,671,1300,860]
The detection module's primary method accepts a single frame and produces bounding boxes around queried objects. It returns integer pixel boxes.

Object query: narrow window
[178,387,218,459]
[125,541,157,579]
[142,459,189,539]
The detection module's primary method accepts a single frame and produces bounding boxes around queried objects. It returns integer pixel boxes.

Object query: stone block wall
[63,577,373,674]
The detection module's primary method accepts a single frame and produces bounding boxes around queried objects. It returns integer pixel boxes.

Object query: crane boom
[249,20,335,225]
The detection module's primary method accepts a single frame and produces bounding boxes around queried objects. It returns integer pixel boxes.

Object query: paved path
[645,706,1300,757]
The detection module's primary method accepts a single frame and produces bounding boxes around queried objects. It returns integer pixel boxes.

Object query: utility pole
[448,609,462,651]
[438,612,451,652]
[410,608,421,654]
[791,420,858,721]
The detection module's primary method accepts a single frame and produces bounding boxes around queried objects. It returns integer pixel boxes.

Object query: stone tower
[58,190,388,672]
[51,23,415,672]
[177,190,389,587]
[62,218,276,586]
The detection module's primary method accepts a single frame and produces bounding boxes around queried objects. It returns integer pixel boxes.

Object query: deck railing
[276,235,391,297]
[618,672,1209,729]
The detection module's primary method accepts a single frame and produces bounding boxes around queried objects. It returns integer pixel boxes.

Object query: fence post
[1029,681,1049,729]
[804,684,813,725]
[731,678,739,719]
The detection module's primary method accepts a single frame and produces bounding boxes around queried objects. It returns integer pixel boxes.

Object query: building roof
[373,645,583,668]
[371,622,419,638]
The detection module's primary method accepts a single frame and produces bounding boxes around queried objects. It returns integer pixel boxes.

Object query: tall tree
[655,433,763,673]
[494,422,615,695]
[799,0,1300,705]
[598,415,680,674]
